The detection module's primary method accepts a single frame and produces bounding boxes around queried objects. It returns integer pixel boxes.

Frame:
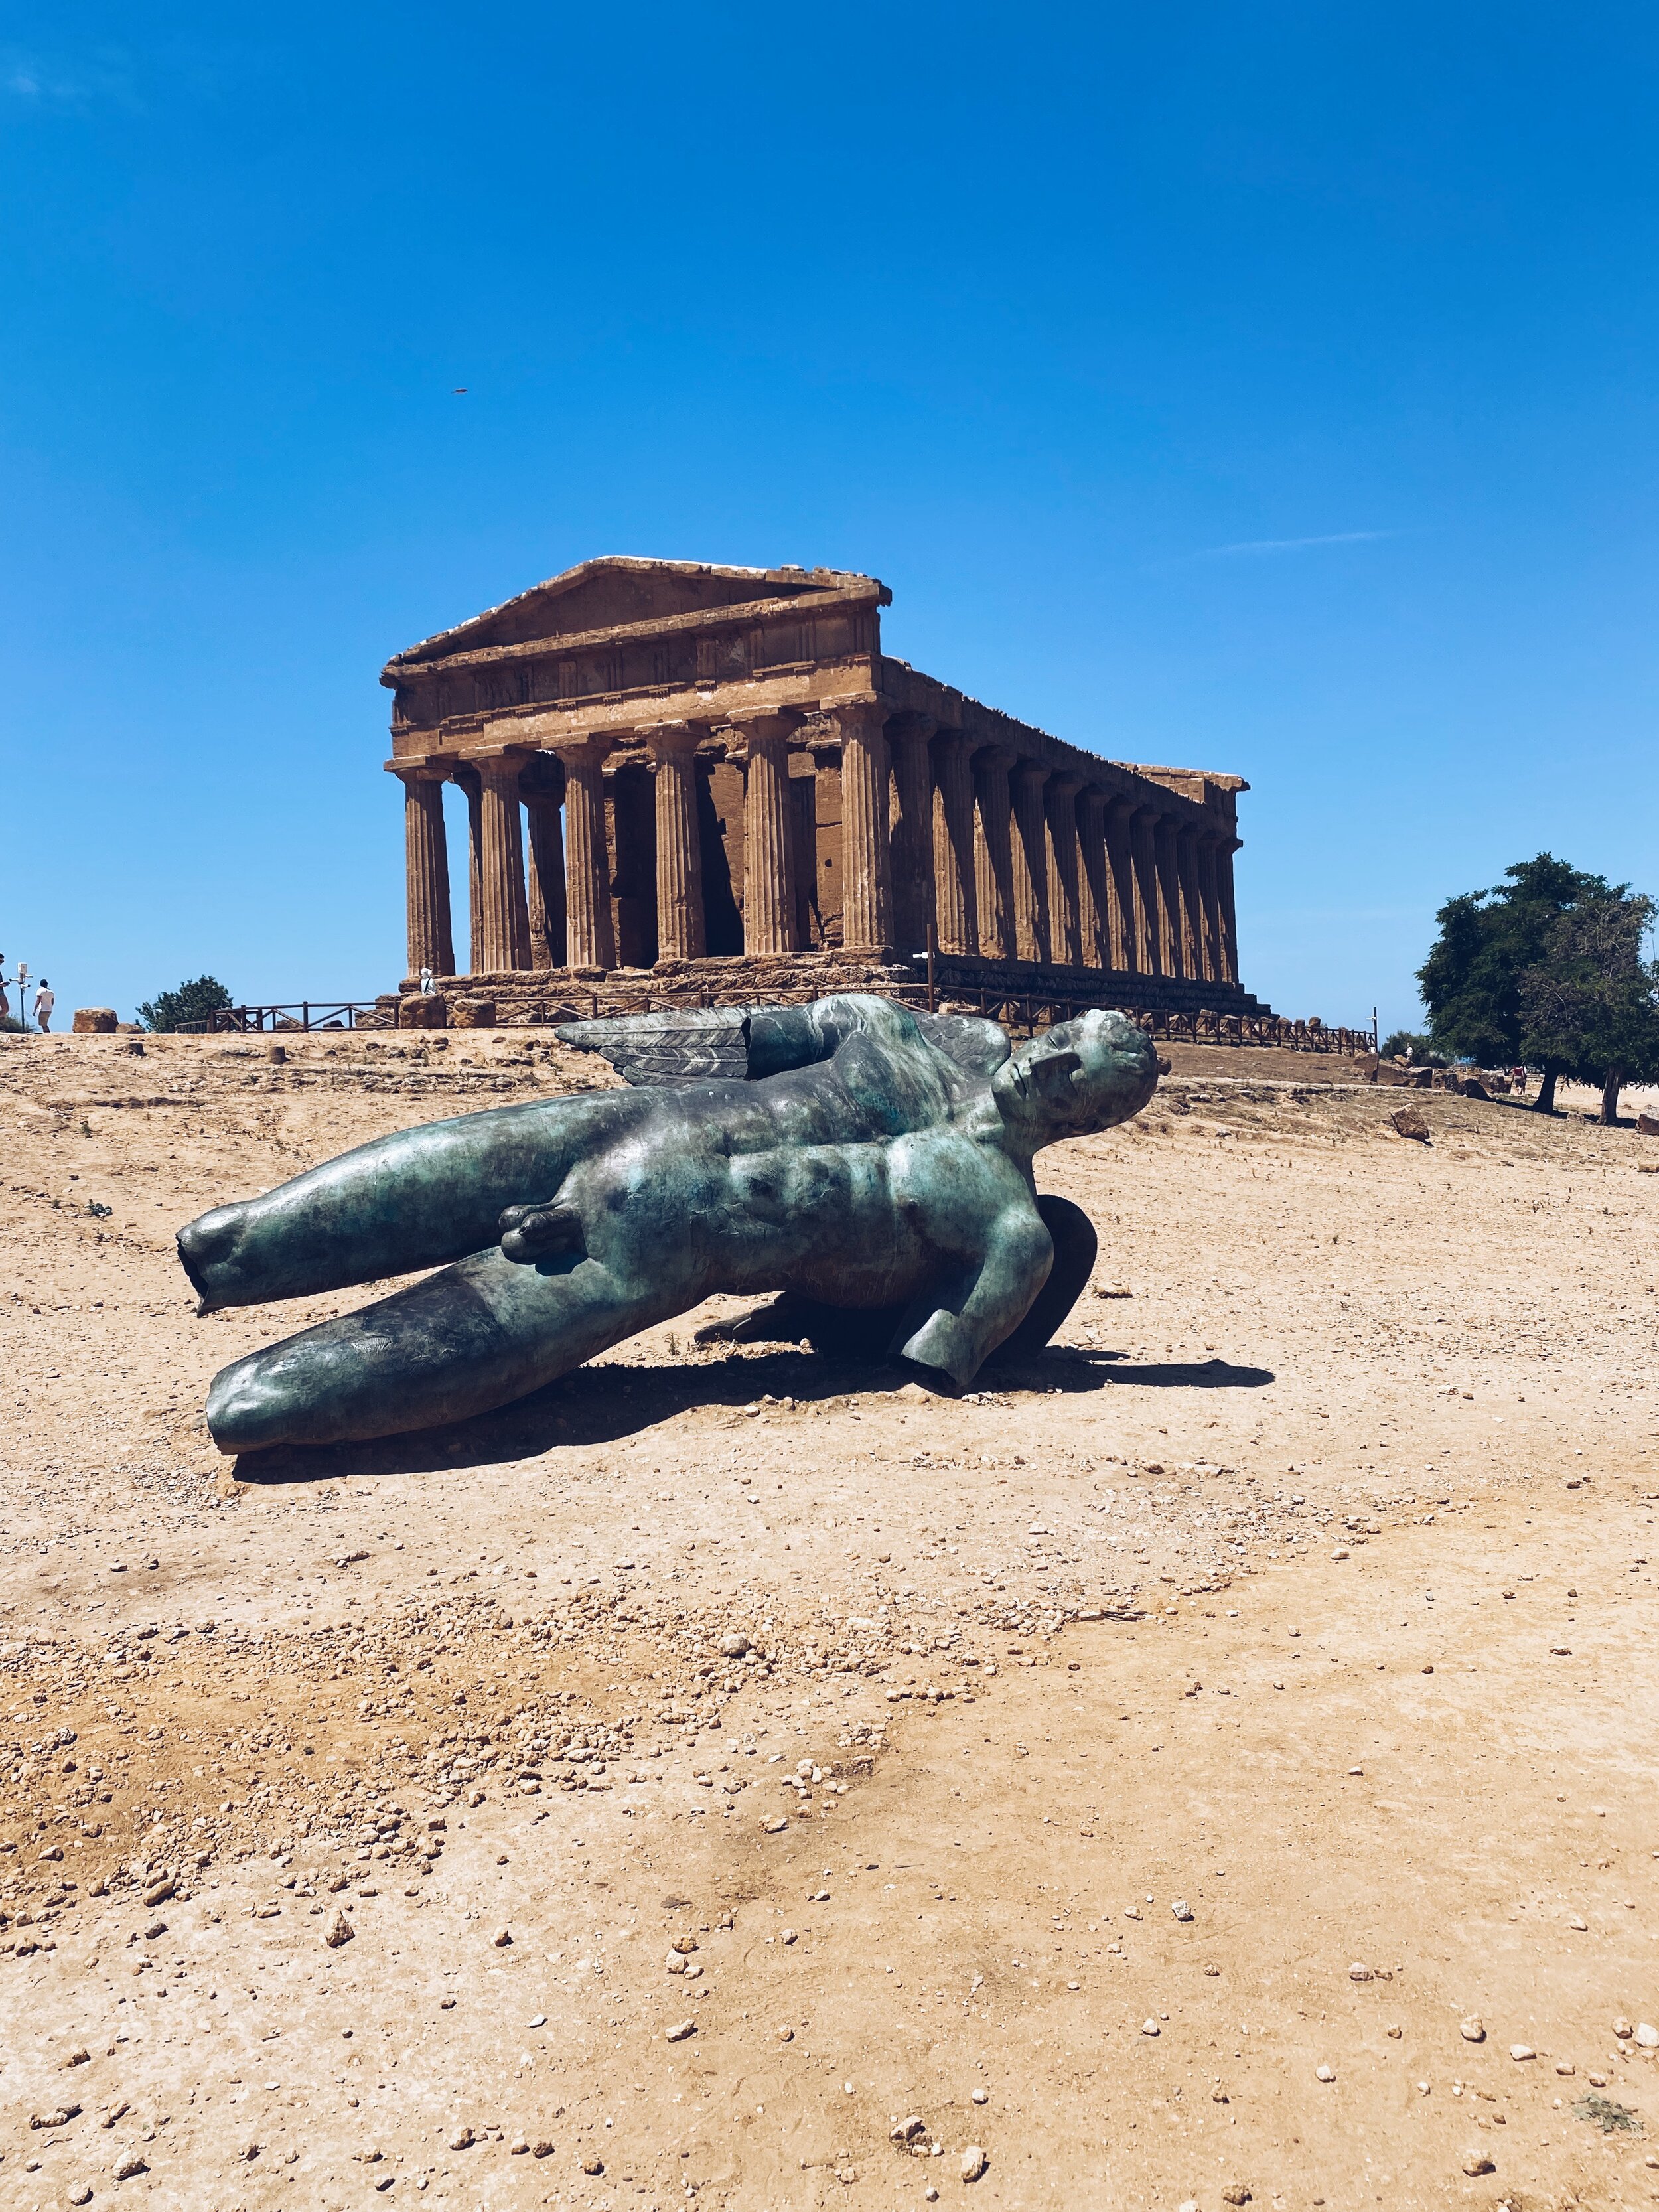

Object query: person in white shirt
[33,981,54,1033]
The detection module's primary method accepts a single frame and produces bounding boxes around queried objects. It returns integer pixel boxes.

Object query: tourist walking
[33,980,54,1033]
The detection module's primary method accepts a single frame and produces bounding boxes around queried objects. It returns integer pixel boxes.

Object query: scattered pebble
[666,2020,697,2043]
[960,2146,988,2182]
[1315,2064,1336,2083]
[1460,2017,1486,2043]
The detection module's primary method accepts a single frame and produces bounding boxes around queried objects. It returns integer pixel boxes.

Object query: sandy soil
[1,1027,1657,2211]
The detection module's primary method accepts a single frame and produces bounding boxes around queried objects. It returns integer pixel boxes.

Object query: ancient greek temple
[382,559,1265,1021]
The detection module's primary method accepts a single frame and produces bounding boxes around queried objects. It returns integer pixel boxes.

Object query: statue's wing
[554,1008,751,1086]
[555,999,1011,1088]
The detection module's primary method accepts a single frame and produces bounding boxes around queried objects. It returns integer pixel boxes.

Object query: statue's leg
[205,1243,674,1454]
[179,1091,642,1311]
[989,1194,1098,1361]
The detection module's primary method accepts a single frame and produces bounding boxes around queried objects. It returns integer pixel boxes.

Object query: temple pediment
[388,557,877,667]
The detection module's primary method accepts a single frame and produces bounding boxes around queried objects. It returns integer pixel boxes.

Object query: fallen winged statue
[178,994,1159,1453]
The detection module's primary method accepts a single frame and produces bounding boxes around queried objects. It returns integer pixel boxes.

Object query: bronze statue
[179,995,1158,1452]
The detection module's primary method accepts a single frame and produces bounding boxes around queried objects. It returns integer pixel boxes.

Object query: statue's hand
[498,1200,586,1264]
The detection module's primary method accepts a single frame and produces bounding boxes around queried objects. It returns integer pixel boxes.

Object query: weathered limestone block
[73,1008,118,1034]
[449,998,496,1029]
[397,993,449,1031]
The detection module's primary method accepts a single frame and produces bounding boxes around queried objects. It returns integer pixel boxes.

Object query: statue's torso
[555,1024,1033,1305]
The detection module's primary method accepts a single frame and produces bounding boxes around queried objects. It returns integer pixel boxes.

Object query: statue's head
[991,1009,1159,1149]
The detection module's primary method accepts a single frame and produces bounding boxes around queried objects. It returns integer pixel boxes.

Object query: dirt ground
[1,1025,1658,2212]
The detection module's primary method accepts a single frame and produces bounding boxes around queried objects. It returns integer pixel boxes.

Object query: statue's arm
[743,993,920,1079]
[889,1204,1053,1392]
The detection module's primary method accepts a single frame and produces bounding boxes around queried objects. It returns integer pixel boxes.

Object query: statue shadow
[232,1345,1275,1488]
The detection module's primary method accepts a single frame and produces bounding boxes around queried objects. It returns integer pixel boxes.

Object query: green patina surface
[177,994,1158,1454]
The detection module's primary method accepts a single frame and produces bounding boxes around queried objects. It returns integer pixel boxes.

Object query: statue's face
[993,1009,1159,1142]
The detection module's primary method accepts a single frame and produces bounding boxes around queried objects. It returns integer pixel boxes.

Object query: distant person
[419,966,435,995]
[0,961,9,1027]
[33,980,54,1033]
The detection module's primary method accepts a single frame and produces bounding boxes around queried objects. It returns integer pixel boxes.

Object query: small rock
[891,2118,926,2142]
[325,1911,354,1949]
[762,1816,788,1834]
[718,1631,751,1657]
[141,1879,175,1908]
[1555,2061,1575,2076]
[581,2155,604,2175]
[1461,2152,1495,2176]
[781,1928,798,1945]
[972,2088,989,2104]
[1315,2064,1336,2083]
[70,2191,94,2208]
[1638,2024,1659,2049]
[1460,2016,1486,2043]
[666,2019,697,2042]
[1221,2189,1252,2207]
[1510,2044,1536,2061]
[776,2026,794,2042]
[532,2140,554,2158]
[1171,1899,1193,1922]
[448,2127,474,2151]
[1567,1917,1588,1931]
[961,2146,988,2182]
[114,2154,148,2180]
[1390,1106,1430,1142]
[1615,2018,1634,2039]
[1141,2019,1160,2037]
[1348,1964,1373,1982]
[492,1929,512,1948]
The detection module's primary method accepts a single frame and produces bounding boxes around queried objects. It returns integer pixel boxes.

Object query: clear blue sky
[5,3,1657,1034]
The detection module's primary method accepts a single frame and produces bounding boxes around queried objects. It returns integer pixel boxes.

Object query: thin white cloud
[1,47,139,110]
[1194,530,1394,559]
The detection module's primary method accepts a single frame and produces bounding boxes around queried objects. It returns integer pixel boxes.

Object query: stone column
[1010,760,1052,965]
[885,711,936,952]
[1045,773,1084,968]
[554,737,616,972]
[1153,816,1184,976]
[1130,806,1163,974]
[930,729,979,955]
[641,721,707,962]
[828,696,892,952]
[450,767,484,975]
[1075,788,1111,969]
[732,711,800,956]
[1175,824,1206,980]
[473,754,533,972]
[972,747,1017,961]
[397,767,455,978]
[1196,834,1224,982]
[1104,798,1138,971]
[1217,837,1242,984]
[522,763,567,970]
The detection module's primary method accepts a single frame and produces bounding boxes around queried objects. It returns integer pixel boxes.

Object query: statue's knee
[177,1205,244,1309]
[204,1357,289,1455]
